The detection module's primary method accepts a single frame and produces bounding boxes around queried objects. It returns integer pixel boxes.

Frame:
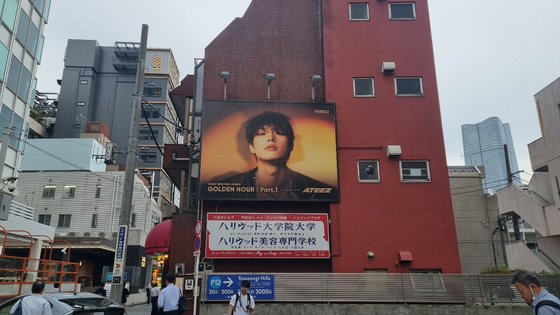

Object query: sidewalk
[126,302,152,315]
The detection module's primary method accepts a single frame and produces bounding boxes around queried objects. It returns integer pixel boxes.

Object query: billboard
[206,213,330,258]
[200,100,339,201]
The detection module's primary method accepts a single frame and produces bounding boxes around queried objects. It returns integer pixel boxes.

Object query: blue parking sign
[206,274,274,300]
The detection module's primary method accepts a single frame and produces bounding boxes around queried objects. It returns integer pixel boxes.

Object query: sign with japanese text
[112,225,128,282]
[206,213,329,258]
[206,274,274,300]
[200,100,339,202]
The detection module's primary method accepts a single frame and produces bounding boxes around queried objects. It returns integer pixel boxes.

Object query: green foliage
[480,265,517,274]
[29,107,42,123]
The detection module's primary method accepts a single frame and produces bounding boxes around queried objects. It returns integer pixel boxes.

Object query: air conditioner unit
[381,62,396,74]
[83,232,91,237]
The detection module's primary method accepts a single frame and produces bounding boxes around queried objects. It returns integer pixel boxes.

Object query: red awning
[145,219,172,255]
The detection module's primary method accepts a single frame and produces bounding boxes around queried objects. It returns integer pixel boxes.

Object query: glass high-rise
[461,117,521,193]
[0,0,51,182]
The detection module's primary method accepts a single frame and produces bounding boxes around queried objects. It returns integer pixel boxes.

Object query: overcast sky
[35,0,560,183]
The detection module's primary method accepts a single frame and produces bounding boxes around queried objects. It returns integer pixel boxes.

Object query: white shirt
[229,292,255,315]
[10,294,52,315]
[150,286,160,298]
[157,283,181,312]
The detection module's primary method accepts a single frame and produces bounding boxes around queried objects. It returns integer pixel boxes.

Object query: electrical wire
[140,105,164,156]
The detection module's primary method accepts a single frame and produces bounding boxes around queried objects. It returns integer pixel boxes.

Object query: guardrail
[201,273,560,305]
[0,255,79,297]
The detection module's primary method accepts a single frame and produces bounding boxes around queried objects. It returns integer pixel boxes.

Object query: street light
[310,75,321,102]
[264,73,275,101]
[218,71,230,100]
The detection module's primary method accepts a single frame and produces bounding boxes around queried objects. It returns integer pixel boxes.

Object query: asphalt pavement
[126,302,152,315]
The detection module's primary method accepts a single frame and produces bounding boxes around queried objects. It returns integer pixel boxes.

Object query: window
[18,66,32,101]
[62,185,76,198]
[141,107,161,118]
[2,0,18,31]
[400,160,430,181]
[139,152,157,163]
[27,22,40,56]
[35,0,46,15]
[10,113,23,149]
[389,2,416,20]
[144,87,162,97]
[357,160,380,182]
[95,185,101,198]
[15,9,30,45]
[0,42,8,80]
[42,185,56,198]
[38,214,51,226]
[91,214,98,228]
[349,3,369,20]
[139,129,158,140]
[395,77,423,96]
[131,213,136,227]
[6,55,21,92]
[57,214,71,228]
[353,78,374,97]
[37,36,45,63]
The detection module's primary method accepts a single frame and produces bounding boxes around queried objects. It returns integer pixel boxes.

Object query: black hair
[165,273,175,284]
[241,280,251,288]
[245,111,295,156]
[152,283,158,288]
[32,280,46,293]
[511,270,541,287]
[53,282,60,288]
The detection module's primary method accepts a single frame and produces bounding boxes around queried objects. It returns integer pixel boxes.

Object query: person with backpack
[228,280,255,315]
[512,270,560,315]
[158,273,182,315]
[10,280,52,315]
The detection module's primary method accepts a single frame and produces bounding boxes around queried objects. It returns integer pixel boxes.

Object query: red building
[163,0,461,280]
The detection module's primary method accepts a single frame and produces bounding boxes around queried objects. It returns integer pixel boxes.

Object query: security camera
[367,251,375,260]
[7,182,16,192]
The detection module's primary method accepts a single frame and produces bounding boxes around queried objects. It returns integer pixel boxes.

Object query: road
[126,303,152,315]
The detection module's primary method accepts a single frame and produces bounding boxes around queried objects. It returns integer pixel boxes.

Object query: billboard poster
[206,213,330,258]
[200,100,339,201]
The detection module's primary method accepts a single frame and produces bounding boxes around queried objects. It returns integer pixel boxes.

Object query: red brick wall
[203,0,325,103]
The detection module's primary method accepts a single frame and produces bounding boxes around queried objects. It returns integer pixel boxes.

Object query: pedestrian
[47,283,60,293]
[228,280,255,315]
[146,287,150,304]
[512,270,560,314]
[10,280,52,315]
[121,282,130,305]
[150,283,160,315]
[158,273,181,315]
[94,284,107,297]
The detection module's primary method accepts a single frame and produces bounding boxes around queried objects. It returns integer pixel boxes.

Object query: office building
[462,117,521,192]
[0,0,51,186]
[53,40,181,205]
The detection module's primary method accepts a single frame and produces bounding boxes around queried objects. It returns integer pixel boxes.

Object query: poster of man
[200,100,339,202]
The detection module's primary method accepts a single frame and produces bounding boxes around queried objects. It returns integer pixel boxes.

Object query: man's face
[240,285,249,295]
[249,125,289,162]
[514,282,535,305]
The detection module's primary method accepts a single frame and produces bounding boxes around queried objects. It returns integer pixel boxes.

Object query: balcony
[528,137,548,171]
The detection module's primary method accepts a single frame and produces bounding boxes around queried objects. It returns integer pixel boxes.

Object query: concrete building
[448,166,506,273]
[497,77,560,273]
[52,39,181,205]
[461,117,521,193]
[14,138,162,289]
[0,0,51,189]
[163,0,462,283]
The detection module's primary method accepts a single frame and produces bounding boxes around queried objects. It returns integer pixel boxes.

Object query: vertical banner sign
[112,225,128,284]
[206,213,329,258]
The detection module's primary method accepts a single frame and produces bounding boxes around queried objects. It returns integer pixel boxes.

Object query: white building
[497,76,560,273]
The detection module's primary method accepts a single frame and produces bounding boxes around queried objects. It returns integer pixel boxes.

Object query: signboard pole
[193,221,202,315]
[109,24,149,304]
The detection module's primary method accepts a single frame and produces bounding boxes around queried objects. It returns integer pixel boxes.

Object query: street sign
[194,236,201,251]
[112,225,128,278]
[107,272,113,280]
[193,250,200,257]
[206,274,274,300]
[112,276,121,284]
[195,221,202,235]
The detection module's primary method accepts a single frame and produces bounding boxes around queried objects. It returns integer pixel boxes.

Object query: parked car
[0,292,126,315]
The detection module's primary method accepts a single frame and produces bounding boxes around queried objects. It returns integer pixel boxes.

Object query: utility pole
[503,144,512,184]
[109,24,149,303]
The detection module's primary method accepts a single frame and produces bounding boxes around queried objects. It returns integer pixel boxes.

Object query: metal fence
[201,273,560,305]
